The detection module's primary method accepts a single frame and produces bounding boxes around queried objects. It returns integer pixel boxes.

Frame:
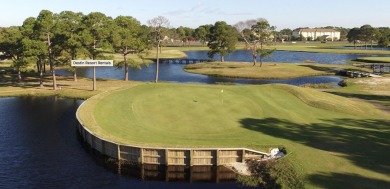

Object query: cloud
[199,7,219,14]
[217,11,253,16]
[190,0,204,11]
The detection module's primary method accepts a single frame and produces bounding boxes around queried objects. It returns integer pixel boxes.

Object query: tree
[0,26,25,81]
[148,16,170,83]
[176,26,194,46]
[336,27,349,41]
[207,21,237,62]
[53,11,84,81]
[279,28,293,42]
[360,25,376,49]
[81,12,112,90]
[194,25,212,46]
[21,38,47,87]
[34,10,58,90]
[378,36,389,48]
[112,16,149,81]
[378,27,390,48]
[347,28,361,49]
[235,18,275,67]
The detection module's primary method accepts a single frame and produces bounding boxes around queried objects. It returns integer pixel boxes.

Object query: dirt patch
[354,78,390,96]
[355,77,390,85]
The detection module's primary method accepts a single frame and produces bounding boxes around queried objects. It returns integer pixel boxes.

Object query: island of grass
[77,83,390,188]
[184,62,370,79]
[354,57,390,63]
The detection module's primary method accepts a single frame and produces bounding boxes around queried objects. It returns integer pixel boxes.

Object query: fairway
[78,83,390,188]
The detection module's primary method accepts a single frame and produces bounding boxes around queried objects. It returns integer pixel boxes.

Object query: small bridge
[354,63,390,74]
[372,63,390,74]
[151,58,211,64]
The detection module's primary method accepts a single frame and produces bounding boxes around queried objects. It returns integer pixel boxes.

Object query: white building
[292,28,341,41]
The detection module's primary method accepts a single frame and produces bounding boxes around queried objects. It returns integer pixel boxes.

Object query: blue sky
[1,0,390,30]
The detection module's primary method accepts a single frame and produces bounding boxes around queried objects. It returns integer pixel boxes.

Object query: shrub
[238,158,305,189]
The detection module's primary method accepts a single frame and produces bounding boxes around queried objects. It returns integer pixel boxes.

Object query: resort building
[292,28,341,41]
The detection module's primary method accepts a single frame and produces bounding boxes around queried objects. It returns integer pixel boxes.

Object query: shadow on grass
[239,118,390,179]
[327,91,390,112]
[327,91,390,103]
[308,172,390,189]
[298,64,337,72]
[299,64,369,73]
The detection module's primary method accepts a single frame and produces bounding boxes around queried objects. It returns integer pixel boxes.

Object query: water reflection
[79,134,238,184]
[0,97,247,189]
[56,50,353,85]
[185,50,368,64]
[57,64,343,86]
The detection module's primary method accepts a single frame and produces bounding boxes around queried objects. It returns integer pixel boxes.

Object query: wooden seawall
[76,121,269,166]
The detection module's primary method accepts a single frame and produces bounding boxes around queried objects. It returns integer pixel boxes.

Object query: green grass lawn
[272,42,390,55]
[184,62,370,79]
[104,49,187,63]
[355,57,390,63]
[159,41,390,55]
[78,83,390,188]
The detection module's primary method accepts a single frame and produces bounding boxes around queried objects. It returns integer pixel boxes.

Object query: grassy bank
[0,74,137,99]
[354,57,390,63]
[78,83,390,188]
[143,48,187,59]
[163,42,390,55]
[184,62,370,79]
[105,49,187,63]
[274,44,390,55]
[326,77,390,110]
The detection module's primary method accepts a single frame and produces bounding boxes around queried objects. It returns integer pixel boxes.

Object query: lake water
[57,50,351,86]
[0,97,247,189]
[57,64,343,86]
[185,50,364,64]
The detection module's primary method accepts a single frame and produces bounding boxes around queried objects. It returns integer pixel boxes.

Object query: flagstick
[221,89,224,105]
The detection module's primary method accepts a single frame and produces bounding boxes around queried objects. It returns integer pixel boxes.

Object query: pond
[185,50,365,64]
[57,50,352,86]
[0,97,247,189]
[57,64,343,86]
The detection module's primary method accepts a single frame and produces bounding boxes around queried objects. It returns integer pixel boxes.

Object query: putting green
[78,83,390,188]
[81,83,387,148]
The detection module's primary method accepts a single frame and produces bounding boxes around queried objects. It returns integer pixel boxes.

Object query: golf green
[82,83,387,148]
[78,83,390,188]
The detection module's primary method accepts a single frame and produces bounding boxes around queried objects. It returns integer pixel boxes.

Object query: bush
[238,158,305,189]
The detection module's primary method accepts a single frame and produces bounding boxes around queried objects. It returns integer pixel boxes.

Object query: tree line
[0,10,278,89]
[0,10,153,89]
[346,24,390,49]
[3,9,387,90]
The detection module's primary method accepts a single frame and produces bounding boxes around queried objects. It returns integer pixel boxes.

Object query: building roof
[297,28,339,33]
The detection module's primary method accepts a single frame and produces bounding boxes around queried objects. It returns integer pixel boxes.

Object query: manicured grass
[355,57,390,63]
[144,48,187,59]
[104,49,187,63]
[0,74,138,99]
[78,83,390,188]
[184,62,370,79]
[273,43,390,55]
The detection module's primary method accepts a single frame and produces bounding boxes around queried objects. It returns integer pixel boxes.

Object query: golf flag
[221,89,224,104]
